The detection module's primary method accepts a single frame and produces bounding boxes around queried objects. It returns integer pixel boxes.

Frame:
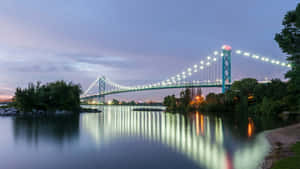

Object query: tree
[112,99,119,105]
[206,93,218,104]
[230,78,258,96]
[163,95,177,112]
[275,3,300,111]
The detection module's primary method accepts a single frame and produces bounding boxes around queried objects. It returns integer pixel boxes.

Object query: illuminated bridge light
[194,64,198,68]
[207,56,211,60]
[206,62,211,66]
[265,58,269,62]
[187,68,192,72]
[236,50,242,54]
[244,52,250,56]
[188,72,192,76]
[194,69,198,73]
[261,57,265,61]
[182,72,186,75]
[222,45,232,51]
[220,53,224,57]
[200,66,204,70]
[200,60,204,64]
[276,61,280,64]
[287,64,291,67]
[281,63,286,66]
[271,60,275,64]
[213,57,217,61]
[214,51,219,55]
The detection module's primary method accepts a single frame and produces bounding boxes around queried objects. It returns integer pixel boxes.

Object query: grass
[271,142,300,169]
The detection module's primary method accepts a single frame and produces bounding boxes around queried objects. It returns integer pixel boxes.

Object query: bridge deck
[81,83,229,100]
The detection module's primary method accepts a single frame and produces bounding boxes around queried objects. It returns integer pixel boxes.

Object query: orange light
[195,96,200,100]
[248,118,254,137]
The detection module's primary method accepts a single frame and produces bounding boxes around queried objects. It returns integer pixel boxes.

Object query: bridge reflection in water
[81,106,269,169]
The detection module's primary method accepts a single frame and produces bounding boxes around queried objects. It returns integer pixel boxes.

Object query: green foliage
[179,88,191,108]
[163,95,177,112]
[14,81,81,113]
[112,99,119,105]
[271,142,300,169]
[259,97,281,115]
[275,3,300,112]
[231,78,258,95]
[163,88,194,113]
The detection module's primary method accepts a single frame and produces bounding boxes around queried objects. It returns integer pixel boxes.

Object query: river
[0,105,297,169]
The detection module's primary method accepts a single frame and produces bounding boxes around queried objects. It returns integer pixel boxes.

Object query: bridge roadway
[81,82,230,100]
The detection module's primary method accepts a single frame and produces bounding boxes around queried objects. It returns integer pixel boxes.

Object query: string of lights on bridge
[102,50,222,92]
[235,49,291,68]
[82,46,291,96]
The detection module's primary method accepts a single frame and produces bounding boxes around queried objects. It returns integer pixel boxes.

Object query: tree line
[14,81,81,113]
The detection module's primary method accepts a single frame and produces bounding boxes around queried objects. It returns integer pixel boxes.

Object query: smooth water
[0,105,284,169]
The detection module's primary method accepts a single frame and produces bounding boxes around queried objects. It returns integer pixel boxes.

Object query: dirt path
[261,123,300,169]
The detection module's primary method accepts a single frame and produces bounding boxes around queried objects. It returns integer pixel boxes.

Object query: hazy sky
[0,0,298,100]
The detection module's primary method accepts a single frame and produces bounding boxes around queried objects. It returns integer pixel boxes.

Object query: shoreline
[261,123,300,169]
[0,107,101,116]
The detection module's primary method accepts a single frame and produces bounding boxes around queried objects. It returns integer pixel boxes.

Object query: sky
[0,0,298,101]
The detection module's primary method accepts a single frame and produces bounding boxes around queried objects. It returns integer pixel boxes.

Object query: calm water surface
[1,105,293,169]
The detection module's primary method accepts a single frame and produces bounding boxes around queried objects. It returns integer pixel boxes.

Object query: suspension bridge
[80,45,291,103]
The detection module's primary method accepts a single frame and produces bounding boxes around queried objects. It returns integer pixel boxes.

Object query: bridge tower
[98,76,106,104]
[222,45,232,93]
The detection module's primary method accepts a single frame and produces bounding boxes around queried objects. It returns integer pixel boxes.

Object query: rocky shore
[0,107,101,116]
[261,123,300,169]
[0,107,19,116]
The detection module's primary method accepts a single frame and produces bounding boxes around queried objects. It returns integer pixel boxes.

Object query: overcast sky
[0,0,298,100]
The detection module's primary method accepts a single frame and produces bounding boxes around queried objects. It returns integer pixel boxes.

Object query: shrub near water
[271,142,300,169]
[14,81,81,113]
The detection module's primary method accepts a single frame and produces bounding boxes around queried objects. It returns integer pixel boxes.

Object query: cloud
[0,0,295,100]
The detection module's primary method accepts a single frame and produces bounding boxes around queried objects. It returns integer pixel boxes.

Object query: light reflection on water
[80,106,270,169]
[0,105,271,169]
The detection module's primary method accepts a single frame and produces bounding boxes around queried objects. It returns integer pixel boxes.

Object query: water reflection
[13,115,80,145]
[80,106,270,169]
[247,118,255,138]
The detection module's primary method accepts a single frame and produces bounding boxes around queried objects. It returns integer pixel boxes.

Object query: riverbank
[0,107,101,116]
[262,123,300,169]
